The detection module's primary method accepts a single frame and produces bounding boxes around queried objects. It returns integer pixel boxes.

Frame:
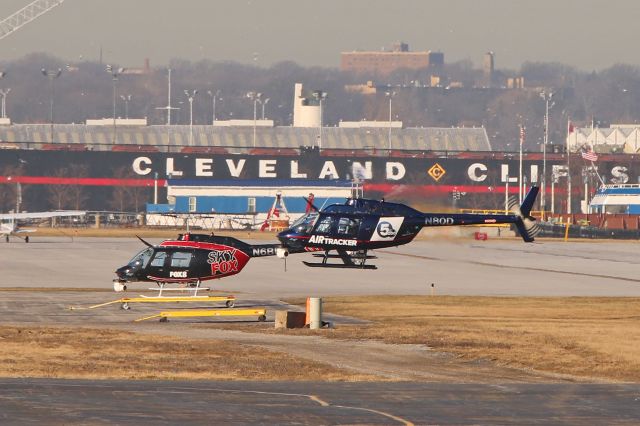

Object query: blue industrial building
[148,179,356,215]
[589,184,640,214]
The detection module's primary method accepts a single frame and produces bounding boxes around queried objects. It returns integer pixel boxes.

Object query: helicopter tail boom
[420,186,540,242]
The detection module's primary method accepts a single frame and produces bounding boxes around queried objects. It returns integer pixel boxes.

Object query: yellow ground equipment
[68,295,236,311]
[135,308,267,322]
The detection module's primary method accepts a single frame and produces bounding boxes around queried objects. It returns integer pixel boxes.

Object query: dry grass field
[291,296,640,382]
[0,326,377,381]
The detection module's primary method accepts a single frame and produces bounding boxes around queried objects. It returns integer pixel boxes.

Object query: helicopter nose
[115,265,131,279]
[276,229,291,243]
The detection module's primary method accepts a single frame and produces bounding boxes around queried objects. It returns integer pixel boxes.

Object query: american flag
[581,149,598,162]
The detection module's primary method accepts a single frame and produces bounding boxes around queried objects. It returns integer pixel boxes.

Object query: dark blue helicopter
[277,186,539,269]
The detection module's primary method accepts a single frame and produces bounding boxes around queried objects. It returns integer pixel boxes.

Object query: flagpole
[551,178,555,214]
[519,125,524,204]
[505,176,509,213]
[567,119,572,214]
[592,160,605,186]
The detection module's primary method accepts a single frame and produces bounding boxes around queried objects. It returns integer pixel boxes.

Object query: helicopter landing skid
[304,249,377,270]
[312,253,377,260]
[302,261,377,270]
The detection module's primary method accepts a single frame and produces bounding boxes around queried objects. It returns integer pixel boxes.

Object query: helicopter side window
[170,251,192,268]
[314,216,335,234]
[337,217,360,237]
[150,251,167,268]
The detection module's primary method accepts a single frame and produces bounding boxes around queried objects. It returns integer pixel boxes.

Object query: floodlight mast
[0,0,65,41]
[156,68,179,125]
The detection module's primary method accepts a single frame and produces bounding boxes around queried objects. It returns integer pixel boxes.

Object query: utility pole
[207,89,220,125]
[41,67,62,143]
[540,91,554,218]
[246,91,262,148]
[385,91,396,154]
[155,68,179,125]
[106,65,124,144]
[312,90,327,150]
[184,90,197,146]
[120,94,132,119]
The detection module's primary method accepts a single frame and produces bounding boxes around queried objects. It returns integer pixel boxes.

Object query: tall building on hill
[483,52,495,87]
[341,43,443,76]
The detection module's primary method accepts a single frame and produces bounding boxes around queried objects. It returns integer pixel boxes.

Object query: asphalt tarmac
[1,236,640,296]
[1,379,639,425]
[2,236,640,424]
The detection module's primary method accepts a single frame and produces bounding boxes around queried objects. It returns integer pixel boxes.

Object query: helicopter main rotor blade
[303,196,320,212]
[136,235,154,248]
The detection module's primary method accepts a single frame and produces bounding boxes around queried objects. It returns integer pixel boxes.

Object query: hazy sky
[2,0,640,70]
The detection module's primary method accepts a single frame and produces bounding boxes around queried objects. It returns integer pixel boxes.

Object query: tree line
[1,53,640,151]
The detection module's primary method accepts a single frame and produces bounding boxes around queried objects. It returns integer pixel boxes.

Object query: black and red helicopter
[114,186,539,290]
[113,233,286,291]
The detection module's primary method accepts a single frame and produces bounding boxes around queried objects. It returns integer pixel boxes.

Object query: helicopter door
[146,250,168,278]
[167,251,193,279]
[336,217,361,238]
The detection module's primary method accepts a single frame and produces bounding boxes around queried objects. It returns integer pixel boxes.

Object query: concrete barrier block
[274,310,307,329]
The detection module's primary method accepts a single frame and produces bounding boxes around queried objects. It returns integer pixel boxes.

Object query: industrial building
[341,43,443,76]
[567,124,640,154]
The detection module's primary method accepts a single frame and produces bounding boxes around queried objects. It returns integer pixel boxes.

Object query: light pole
[246,91,262,148]
[184,90,197,146]
[385,91,396,153]
[207,89,221,125]
[0,72,7,119]
[41,68,62,143]
[540,91,554,218]
[260,97,270,119]
[120,94,132,119]
[312,90,327,149]
[106,65,125,144]
[0,88,10,119]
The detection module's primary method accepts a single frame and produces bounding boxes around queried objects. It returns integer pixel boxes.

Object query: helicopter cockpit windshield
[289,212,319,234]
[126,247,154,269]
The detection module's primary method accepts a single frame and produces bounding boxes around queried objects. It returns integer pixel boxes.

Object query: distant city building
[507,76,525,89]
[341,43,443,76]
[122,58,151,75]
[344,81,378,95]
[483,52,495,87]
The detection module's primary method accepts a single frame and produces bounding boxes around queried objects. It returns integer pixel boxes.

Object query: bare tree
[109,166,150,212]
[47,167,75,210]
[0,164,26,212]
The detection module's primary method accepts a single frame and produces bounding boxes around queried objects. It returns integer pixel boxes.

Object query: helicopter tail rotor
[509,186,540,242]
